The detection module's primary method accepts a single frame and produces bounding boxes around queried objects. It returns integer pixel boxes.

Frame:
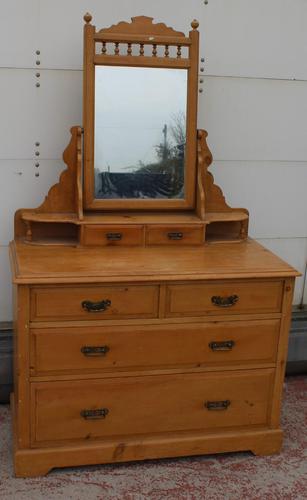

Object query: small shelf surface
[21,210,248,225]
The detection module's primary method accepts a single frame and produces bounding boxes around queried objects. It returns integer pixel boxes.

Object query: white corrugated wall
[1,0,307,320]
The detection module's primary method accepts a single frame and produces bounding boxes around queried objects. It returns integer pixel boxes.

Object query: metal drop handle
[106,232,122,241]
[211,295,239,308]
[168,232,183,240]
[205,400,230,411]
[81,346,110,357]
[82,299,111,312]
[209,340,235,351]
[80,408,109,420]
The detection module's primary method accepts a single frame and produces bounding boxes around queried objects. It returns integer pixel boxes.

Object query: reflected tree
[96,112,186,199]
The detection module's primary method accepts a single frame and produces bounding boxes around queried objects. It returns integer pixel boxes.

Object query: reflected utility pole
[163,124,168,161]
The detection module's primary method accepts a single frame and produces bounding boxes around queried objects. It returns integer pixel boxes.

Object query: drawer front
[31,319,280,375]
[31,369,274,444]
[82,225,144,246]
[166,280,283,316]
[146,225,204,245]
[30,285,159,321]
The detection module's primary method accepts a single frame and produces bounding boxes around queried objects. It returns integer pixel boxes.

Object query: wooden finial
[191,19,199,30]
[84,12,92,24]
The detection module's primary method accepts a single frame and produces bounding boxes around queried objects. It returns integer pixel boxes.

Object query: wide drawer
[146,225,204,245]
[31,369,274,445]
[30,319,280,375]
[166,280,283,316]
[82,225,144,246]
[30,285,159,321]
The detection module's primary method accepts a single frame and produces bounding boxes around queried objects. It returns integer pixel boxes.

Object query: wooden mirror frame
[83,14,200,211]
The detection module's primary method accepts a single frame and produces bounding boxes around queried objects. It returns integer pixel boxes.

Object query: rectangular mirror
[83,16,199,211]
[94,66,188,200]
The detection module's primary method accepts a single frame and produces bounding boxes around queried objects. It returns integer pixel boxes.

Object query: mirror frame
[83,15,199,211]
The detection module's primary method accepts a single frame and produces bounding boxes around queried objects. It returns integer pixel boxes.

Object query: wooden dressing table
[10,14,298,477]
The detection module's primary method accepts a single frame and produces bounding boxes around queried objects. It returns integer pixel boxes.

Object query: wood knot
[191,19,199,30]
[285,286,292,292]
[84,12,92,24]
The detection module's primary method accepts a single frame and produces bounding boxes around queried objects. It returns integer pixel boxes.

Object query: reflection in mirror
[94,66,188,200]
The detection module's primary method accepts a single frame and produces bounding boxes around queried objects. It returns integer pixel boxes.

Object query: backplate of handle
[168,232,183,240]
[81,299,111,312]
[211,295,239,308]
[81,345,110,357]
[209,340,235,351]
[205,400,230,411]
[80,408,109,420]
[106,232,122,241]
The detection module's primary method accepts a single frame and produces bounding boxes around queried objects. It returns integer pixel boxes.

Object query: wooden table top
[9,239,299,284]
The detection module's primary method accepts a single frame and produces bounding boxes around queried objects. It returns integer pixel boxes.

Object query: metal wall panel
[0,160,65,245]
[211,162,307,239]
[198,76,307,161]
[0,247,12,322]
[0,0,39,69]
[0,1,306,318]
[0,69,38,159]
[201,0,307,80]
[38,70,82,159]
[256,238,307,305]
[303,266,307,306]
[38,0,202,69]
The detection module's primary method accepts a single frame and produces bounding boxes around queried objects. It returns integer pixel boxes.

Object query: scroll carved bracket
[37,126,83,215]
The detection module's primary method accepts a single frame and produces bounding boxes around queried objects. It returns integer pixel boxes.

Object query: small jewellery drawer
[146,225,204,245]
[31,369,274,445]
[30,285,159,321]
[166,280,283,317]
[30,320,280,375]
[82,225,144,246]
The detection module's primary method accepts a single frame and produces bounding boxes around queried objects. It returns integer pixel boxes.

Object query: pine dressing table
[9,14,299,477]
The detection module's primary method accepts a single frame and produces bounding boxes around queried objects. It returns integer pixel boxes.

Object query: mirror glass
[94,66,188,200]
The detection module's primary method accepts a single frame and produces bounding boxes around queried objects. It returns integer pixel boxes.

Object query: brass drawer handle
[81,345,110,357]
[168,232,183,240]
[211,295,239,308]
[205,400,230,411]
[82,299,111,312]
[209,340,235,351]
[80,408,109,420]
[106,232,122,241]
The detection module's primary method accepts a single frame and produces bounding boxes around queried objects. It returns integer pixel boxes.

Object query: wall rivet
[36,50,40,55]
[204,0,209,4]
[199,88,203,93]
[35,172,40,177]
[35,163,39,167]
[200,67,204,72]
[201,57,205,62]
[200,78,204,83]
[35,142,40,147]
[35,151,40,156]
[36,82,40,87]
[36,60,40,65]
[36,72,40,77]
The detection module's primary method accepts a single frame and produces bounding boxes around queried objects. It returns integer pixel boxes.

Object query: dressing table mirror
[9,13,298,477]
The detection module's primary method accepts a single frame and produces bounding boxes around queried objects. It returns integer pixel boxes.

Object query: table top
[9,239,299,285]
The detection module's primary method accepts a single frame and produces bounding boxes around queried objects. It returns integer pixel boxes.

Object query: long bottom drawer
[31,369,274,446]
